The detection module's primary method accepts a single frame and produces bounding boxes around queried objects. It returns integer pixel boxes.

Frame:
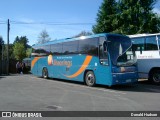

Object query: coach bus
[31,33,138,87]
[128,33,160,84]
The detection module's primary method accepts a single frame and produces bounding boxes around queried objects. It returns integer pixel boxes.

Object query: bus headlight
[120,67,125,72]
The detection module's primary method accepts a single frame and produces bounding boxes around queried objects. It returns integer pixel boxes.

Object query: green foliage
[13,42,26,60]
[118,0,159,34]
[0,36,4,50]
[12,36,30,60]
[93,0,117,33]
[13,36,29,50]
[3,44,15,60]
[93,0,160,35]
[37,29,51,44]
[26,48,32,58]
[0,36,4,59]
[1,36,30,61]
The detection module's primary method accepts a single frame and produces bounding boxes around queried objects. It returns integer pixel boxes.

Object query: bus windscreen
[107,35,136,66]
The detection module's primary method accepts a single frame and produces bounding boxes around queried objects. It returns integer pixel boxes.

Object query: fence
[0,60,8,75]
[0,60,31,75]
[0,60,18,75]
[0,59,31,75]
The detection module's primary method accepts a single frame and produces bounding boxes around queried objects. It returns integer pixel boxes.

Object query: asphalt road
[0,74,159,120]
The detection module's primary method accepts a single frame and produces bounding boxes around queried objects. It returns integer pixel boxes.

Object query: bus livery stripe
[31,57,41,68]
[65,55,92,78]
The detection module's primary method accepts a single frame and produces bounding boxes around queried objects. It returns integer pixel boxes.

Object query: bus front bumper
[112,72,138,85]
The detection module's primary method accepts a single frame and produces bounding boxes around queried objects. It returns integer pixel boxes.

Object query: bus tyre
[42,68,48,79]
[150,70,160,84]
[85,71,96,87]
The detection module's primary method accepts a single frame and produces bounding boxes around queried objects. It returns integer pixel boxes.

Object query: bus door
[156,35,160,55]
[97,37,112,85]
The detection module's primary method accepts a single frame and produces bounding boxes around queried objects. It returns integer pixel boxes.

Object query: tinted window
[132,37,145,51]
[32,47,37,53]
[158,35,160,49]
[145,36,158,50]
[50,43,62,55]
[79,38,98,56]
[107,35,132,65]
[31,46,48,56]
[38,46,48,56]
[33,47,42,53]
[99,37,108,59]
[43,45,51,54]
[38,47,46,54]
[62,41,78,55]
[31,47,39,56]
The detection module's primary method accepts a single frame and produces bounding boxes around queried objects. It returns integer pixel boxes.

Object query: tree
[93,0,160,34]
[11,36,31,60]
[0,36,4,59]
[13,43,26,60]
[92,0,117,33]
[2,44,14,60]
[72,31,93,38]
[118,0,160,34]
[37,29,51,44]
[14,36,20,43]
[0,36,4,50]
[26,48,32,58]
[13,36,29,50]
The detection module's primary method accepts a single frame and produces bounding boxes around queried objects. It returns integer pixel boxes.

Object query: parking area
[0,74,159,119]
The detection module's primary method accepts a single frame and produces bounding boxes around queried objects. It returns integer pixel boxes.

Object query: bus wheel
[150,70,160,84]
[42,68,48,79]
[85,71,96,87]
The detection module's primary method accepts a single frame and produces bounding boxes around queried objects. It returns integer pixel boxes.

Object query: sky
[0,0,160,46]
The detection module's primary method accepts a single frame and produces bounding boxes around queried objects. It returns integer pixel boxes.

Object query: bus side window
[79,38,98,56]
[132,37,145,54]
[99,37,108,65]
[50,43,62,55]
[158,35,160,50]
[99,44,108,59]
[103,41,107,52]
[42,45,51,55]
[145,36,158,51]
[31,47,39,57]
[62,41,78,55]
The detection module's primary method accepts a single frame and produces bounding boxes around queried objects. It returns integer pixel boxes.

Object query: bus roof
[32,33,126,47]
[23,58,31,61]
[128,33,160,38]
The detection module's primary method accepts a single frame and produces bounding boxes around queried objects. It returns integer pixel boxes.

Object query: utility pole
[7,19,10,75]
[1,45,3,75]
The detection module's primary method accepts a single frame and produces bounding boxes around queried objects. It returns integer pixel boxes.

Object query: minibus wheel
[42,68,48,79]
[85,71,96,87]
